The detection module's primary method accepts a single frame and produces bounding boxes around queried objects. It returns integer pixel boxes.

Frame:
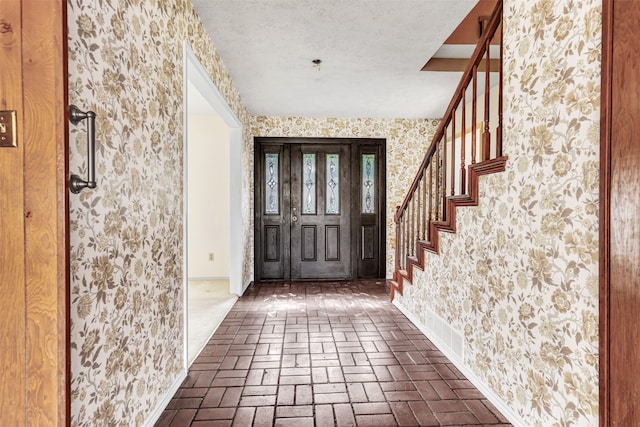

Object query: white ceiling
[191,0,478,119]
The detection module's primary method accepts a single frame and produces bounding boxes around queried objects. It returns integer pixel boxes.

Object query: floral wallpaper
[67,0,601,424]
[395,0,601,425]
[67,0,251,424]
[251,116,439,278]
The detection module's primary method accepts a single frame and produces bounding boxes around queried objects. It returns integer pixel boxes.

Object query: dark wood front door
[291,143,351,279]
[255,138,385,281]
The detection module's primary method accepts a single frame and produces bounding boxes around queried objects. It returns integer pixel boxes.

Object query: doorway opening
[183,45,243,366]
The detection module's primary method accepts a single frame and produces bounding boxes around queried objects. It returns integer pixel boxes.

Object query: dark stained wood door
[355,143,386,278]
[291,143,351,279]
[601,0,640,425]
[255,143,290,280]
[255,138,386,281]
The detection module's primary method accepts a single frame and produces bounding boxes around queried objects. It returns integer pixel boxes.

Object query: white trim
[184,45,242,128]
[183,42,246,373]
[187,276,230,281]
[242,281,251,294]
[229,125,243,297]
[144,370,187,427]
[183,43,244,298]
[182,43,191,375]
[392,299,528,427]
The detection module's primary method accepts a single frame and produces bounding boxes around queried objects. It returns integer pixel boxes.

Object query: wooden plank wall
[0,1,28,423]
[0,1,69,425]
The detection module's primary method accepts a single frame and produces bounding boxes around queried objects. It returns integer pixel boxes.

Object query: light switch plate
[0,110,17,148]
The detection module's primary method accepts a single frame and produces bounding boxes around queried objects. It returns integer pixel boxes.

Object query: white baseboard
[188,276,229,281]
[144,370,187,427]
[392,299,528,427]
[241,280,253,294]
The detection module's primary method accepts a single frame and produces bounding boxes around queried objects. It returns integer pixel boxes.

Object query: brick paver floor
[156,280,512,426]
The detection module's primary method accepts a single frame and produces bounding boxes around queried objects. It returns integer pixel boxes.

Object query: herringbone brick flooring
[156,280,511,426]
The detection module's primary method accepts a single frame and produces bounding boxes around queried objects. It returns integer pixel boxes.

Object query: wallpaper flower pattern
[67,0,601,424]
[396,0,601,425]
[67,0,251,424]
[251,116,440,278]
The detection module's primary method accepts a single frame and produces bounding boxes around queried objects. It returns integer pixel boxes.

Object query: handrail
[394,0,503,223]
[392,0,504,295]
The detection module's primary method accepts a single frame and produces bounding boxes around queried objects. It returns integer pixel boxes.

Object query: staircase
[391,1,506,300]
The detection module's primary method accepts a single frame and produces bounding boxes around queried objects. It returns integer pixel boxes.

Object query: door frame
[182,44,244,369]
[597,0,640,424]
[183,44,244,297]
[254,137,386,281]
[599,0,612,423]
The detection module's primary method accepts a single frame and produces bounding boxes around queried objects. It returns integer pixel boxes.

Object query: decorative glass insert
[265,153,279,214]
[326,154,340,214]
[362,154,375,214]
[302,153,316,214]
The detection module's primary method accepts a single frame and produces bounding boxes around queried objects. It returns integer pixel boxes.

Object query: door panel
[362,226,376,260]
[302,226,317,260]
[291,144,351,279]
[325,226,340,260]
[264,225,280,261]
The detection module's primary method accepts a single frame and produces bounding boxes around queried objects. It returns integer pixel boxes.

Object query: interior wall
[395,0,601,425]
[251,117,440,278]
[67,0,252,424]
[187,114,230,279]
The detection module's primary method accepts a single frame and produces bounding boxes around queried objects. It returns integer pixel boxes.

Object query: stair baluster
[391,0,507,300]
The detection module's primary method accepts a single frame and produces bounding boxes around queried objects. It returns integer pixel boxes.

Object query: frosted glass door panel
[326,154,340,214]
[302,153,316,214]
[362,154,375,214]
[265,153,279,215]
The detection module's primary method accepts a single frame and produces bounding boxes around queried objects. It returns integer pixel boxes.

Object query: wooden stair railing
[391,1,507,300]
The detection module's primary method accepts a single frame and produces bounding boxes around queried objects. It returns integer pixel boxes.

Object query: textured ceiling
[191,0,478,119]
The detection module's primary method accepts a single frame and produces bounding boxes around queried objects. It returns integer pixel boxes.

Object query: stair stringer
[390,156,508,300]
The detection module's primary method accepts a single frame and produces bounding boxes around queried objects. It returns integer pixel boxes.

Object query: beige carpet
[187,279,237,365]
